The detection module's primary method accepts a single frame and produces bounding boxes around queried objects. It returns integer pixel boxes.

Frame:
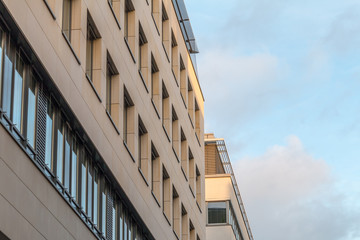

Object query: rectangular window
[118,201,124,240]
[45,98,54,170]
[79,150,87,210]
[207,202,227,224]
[187,80,194,124]
[93,167,99,226]
[162,166,171,220]
[123,88,135,152]
[100,177,107,237]
[55,113,64,183]
[196,165,202,209]
[62,0,72,40]
[181,205,189,240]
[195,100,201,141]
[189,149,195,195]
[172,107,179,159]
[108,0,121,25]
[106,56,118,115]
[161,82,170,135]
[161,3,169,56]
[63,126,71,190]
[171,31,179,83]
[124,0,135,54]
[86,156,93,219]
[138,116,149,181]
[151,144,160,201]
[190,220,195,240]
[2,37,15,117]
[70,137,78,200]
[0,29,3,107]
[180,56,187,105]
[138,24,148,87]
[172,186,180,237]
[151,55,160,110]
[13,51,25,131]
[180,128,188,179]
[86,21,96,81]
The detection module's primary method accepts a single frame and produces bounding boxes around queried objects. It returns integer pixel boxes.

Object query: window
[55,112,65,184]
[187,80,194,124]
[195,100,201,142]
[70,137,79,201]
[172,186,180,237]
[25,73,38,148]
[189,149,195,195]
[196,165,202,209]
[138,116,149,181]
[171,31,179,83]
[106,54,119,128]
[86,13,101,85]
[172,107,179,159]
[108,0,121,27]
[79,150,87,211]
[162,82,170,136]
[190,220,195,240]
[180,56,187,105]
[180,128,188,179]
[151,144,161,202]
[100,176,108,237]
[162,166,171,221]
[151,0,160,29]
[138,24,149,87]
[181,205,189,240]
[151,54,160,111]
[62,0,72,40]
[161,3,170,57]
[44,98,54,171]
[207,202,226,224]
[124,88,135,154]
[124,0,135,55]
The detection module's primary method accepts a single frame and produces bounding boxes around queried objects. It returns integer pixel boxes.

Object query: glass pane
[101,179,107,236]
[0,30,3,107]
[87,159,93,218]
[80,155,87,210]
[12,53,24,130]
[70,138,78,199]
[2,43,14,117]
[56,116,64,183]
[112,201,116,240]
[26,76,37,148]
[62,0,71,40]
[63,128,71,189]
[119,204,123,240]
[93,168,99,226]
[85,37,93,80]
[45,100,54,169]
[106,68,111,114]
[208,202,227,224]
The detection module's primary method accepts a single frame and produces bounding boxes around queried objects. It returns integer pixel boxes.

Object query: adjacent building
[205,134,254,240]
[0,0,205,239]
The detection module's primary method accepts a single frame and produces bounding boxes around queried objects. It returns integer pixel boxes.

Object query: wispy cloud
[234,136,360,240]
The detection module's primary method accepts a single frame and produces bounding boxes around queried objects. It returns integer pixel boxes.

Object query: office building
[0,0,205,239]
[205,134,253,240]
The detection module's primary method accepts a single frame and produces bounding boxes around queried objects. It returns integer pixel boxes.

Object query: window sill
[124,37,136,64]
[196,201,202,213]
[151,14,160,36]
[151,99,160,119]
[162,125,171,142]
[163,212,171,226]
[123,140,135,163]
[106,110,120,135]
[188,113,194,129]
[195,132,201,147]
[162,43,170,63]
[172,70,179,87]
[172,147,180,163]
[62,31,81,65]
[181,167,188,182]
[86,74,102,103]
[189,185,195,198]
[138,167,149,186]
[43,0,56,20]
[180,93,187,109]
[151,191,161,208]
[173,229,180,240]
[108,1,121,30]
[138,70,149,93]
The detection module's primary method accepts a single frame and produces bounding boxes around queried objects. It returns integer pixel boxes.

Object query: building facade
[205,134,253,240]
[0,0,205,239]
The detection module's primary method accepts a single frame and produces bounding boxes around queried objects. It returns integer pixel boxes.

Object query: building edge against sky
[0,0,206,239]
[205,133,254,240]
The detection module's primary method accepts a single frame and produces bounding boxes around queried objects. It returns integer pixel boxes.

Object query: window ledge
[151,99,160,119]
[124,37,136,64]
[108,1,121,30]
[138,167,149,186]
[180,93,187,109]
[151,14,160,36]
[151,191,161,208]
[138,70,149,93]
[172,147,180,163]
[86,74,102,103]
[123,140,135,162]
[196,201,202,213]
[43,0,56,20]
[162,43,170,63]
[172,70,179,87]
[173,229,180,240]
[188,113,194,129]
[195,132,201,147]
[106,110,120,135]
[181,167,188,182]
[189,185,195,198]
[163,212,171,226]
[162,125,171,142]
[62,32,81,65]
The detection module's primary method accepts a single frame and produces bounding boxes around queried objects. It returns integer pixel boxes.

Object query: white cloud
[233,136,360,240]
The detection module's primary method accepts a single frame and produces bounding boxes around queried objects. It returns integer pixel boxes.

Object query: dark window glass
[93,167,99,226]
[45,99,54,169]
[80,153,87,210]
[86,26,95,81]
[208,202,227,224]
[12,52,24,130]
[70,137,78,199]
[63,127,71,189]
[56,115,64,182]
[2,38,14,117]
[26,75,37,148]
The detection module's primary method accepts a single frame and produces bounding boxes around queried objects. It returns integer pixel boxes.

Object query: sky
[185,0,360,239]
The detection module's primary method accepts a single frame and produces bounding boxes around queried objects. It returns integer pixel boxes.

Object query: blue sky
[185,0,360,239]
